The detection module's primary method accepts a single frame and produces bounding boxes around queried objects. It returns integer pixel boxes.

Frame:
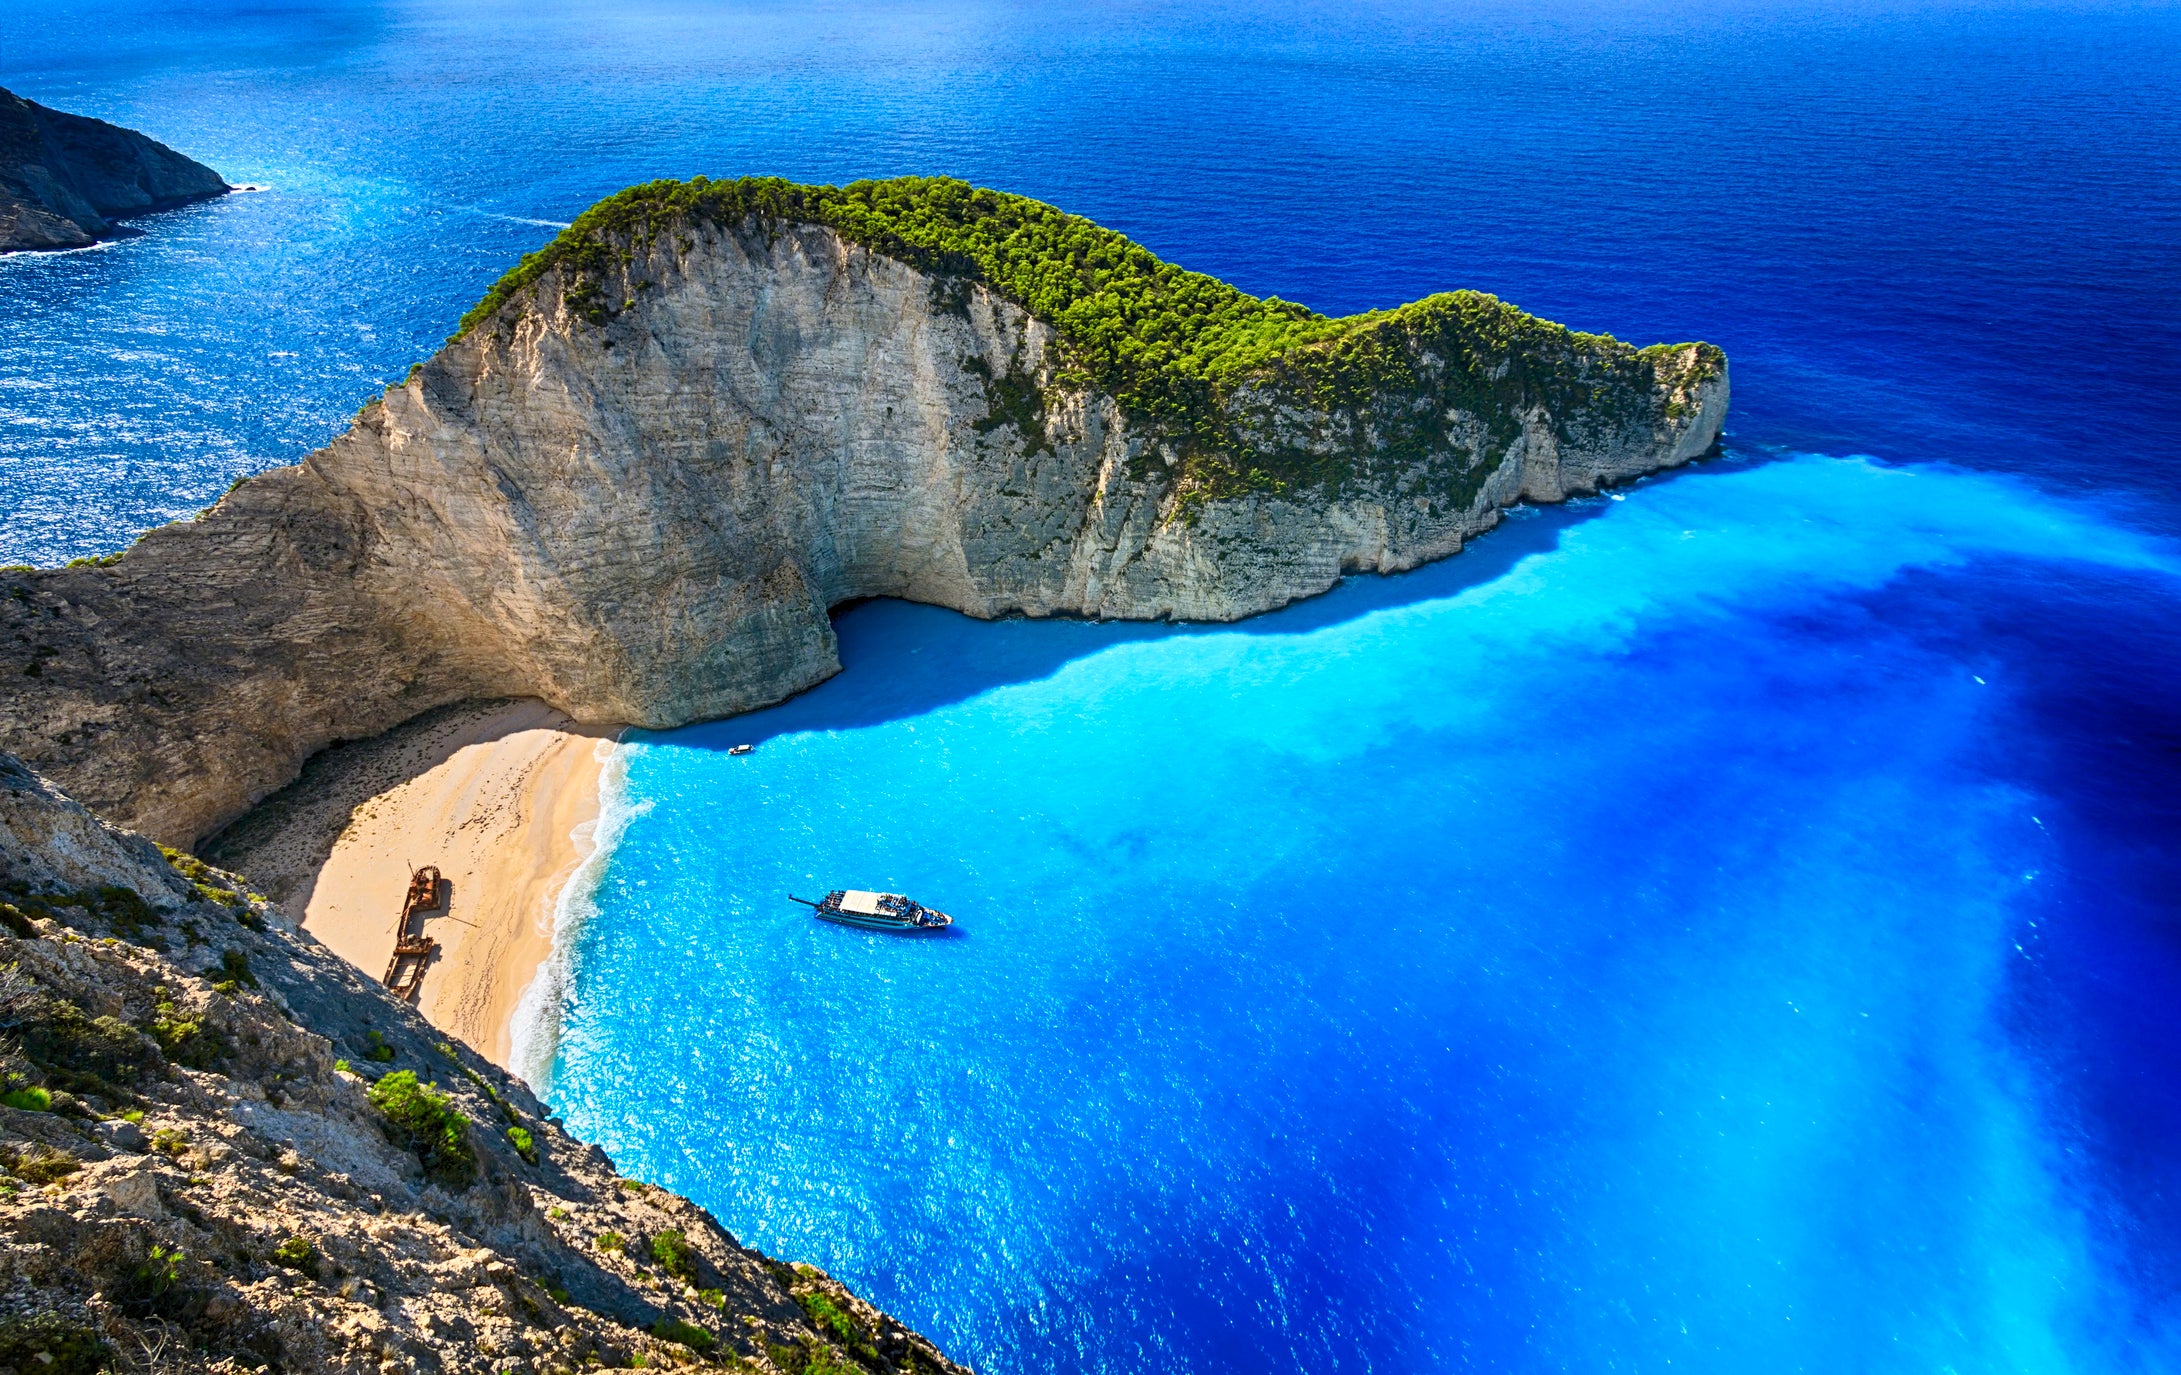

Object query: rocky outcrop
[0,181,1725,845]
[0,750,963,1374]
[0,87,228,252]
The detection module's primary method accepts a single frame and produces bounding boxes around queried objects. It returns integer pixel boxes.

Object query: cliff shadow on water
[651,451,1750,755]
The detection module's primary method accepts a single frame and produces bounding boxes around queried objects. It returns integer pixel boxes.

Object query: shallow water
[540,452,2181,1372]
[8,1,2181,1370]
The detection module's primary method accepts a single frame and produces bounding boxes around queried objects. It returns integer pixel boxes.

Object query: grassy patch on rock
[366,1070,476,1188]
[650,1227,697,1283]
[271,1234,320,1277]
[0,1313,107,1375]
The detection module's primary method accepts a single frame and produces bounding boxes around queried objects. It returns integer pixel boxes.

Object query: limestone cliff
[0,88,228,252]
[0,751,964,1373]
[0,177,1725,845]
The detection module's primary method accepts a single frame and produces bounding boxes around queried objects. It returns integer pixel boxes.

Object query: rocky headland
[0,175,1726,848]
[0,88,228,252]
[0,174,1727,1371]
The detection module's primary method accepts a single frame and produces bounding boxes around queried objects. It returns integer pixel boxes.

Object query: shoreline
[206,698,616,1071]
[508,739,631,1089]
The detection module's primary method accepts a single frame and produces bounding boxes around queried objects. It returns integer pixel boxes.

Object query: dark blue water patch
[1837,556,2181,1334]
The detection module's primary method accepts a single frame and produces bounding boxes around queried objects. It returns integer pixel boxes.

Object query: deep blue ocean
[6,2,2181,1370]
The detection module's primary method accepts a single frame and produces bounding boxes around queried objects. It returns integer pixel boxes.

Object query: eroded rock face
[0,751,963,1374]
[0,218,1724,844]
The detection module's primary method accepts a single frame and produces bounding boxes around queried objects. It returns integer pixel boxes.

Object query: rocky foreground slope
[0,88,228,252]
[0,176,1725,845]
[0,750,962,1374]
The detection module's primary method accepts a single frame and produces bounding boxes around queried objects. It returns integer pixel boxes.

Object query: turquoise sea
[6,2,2181,1370]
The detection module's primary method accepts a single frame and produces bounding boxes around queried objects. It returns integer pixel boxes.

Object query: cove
[536,452,2181,1372]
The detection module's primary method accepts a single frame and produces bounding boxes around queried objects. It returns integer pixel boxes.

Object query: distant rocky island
[0,175,1726,848]
[0,87,228,252]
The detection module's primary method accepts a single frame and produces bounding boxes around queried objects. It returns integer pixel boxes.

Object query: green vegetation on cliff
[457,176,1722,501]
[367,1069,477,1188]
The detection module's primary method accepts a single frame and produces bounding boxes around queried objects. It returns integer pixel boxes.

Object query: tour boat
[790,890,954,931]
[728,743,754,756]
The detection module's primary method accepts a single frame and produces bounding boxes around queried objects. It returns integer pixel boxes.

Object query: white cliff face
[0,217,1725,843]
[341,219,1727,720]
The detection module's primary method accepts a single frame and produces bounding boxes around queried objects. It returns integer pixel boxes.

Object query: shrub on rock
[366,1070,476,1188]
[651,1227,696,1283]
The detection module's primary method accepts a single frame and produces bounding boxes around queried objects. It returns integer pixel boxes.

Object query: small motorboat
[790,890,953,931]
[728,743,754,756]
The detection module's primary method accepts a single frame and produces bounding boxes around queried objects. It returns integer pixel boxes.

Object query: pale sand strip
[205,699,615,1069]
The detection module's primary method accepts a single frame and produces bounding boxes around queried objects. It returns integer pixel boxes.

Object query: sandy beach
[206,699,614,1069]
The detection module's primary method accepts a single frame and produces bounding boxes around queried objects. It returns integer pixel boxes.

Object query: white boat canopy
[839,890,891,915]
